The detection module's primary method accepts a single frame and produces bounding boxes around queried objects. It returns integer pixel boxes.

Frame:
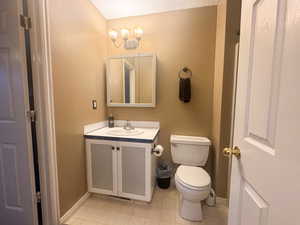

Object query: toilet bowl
[170,135,211,221]
[175,165,211,221]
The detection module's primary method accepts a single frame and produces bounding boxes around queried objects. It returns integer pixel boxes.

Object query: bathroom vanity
[84,123,159,202]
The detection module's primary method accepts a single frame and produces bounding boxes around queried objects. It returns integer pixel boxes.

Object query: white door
[0,0,38,225]
[228,1,300,225]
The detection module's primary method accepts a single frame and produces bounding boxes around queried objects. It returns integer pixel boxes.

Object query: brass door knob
[223,146,241,159]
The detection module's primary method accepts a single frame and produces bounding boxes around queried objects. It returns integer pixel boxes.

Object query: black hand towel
[179,77,191,103]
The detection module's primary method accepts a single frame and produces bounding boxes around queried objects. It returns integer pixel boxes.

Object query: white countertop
[84,126,160,143]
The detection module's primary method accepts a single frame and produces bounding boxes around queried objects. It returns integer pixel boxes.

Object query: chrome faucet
[123,120,134,130]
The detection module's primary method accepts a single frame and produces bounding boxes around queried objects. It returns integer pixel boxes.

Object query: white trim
[27,0,60,224]
[227,43,240,200]
[59,192,90,224]
[28,0,61,224]
[145,145,152,202]
[38,3,61,225]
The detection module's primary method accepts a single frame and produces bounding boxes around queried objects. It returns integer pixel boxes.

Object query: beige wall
[212,0,241,197]
[49,0,107,215]
[107,7,217,168]
[212,0,227,198]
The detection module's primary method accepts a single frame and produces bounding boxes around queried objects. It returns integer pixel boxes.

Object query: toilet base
[179,194,203,221]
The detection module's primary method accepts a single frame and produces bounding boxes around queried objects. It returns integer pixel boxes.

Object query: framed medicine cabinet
[106,53,156,107]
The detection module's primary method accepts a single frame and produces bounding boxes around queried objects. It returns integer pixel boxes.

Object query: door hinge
[36,192,41,203]
[20,15,32,30]
[27,110,36,122]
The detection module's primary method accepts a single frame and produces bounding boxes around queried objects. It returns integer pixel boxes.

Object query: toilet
[170,135,211,221]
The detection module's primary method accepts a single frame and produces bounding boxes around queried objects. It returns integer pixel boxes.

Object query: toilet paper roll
[153,145,164,157]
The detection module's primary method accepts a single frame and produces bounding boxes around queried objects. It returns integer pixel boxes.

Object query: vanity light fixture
[120,28,130,40]
[108,27,143,49]
[134,27,143,40]
[108,29,118,41]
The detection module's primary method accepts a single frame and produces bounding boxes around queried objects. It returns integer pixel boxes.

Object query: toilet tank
[170,135,211,166]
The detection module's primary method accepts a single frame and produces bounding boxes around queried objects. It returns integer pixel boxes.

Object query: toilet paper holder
[151,144,159,154]
[151,144,164,157]
[152,149,160,154]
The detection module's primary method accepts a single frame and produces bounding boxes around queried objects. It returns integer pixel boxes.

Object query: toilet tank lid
[170,135,211,146]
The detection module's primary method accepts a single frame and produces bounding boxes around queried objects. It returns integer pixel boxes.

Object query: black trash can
[156,162,172,189]
[157,177,171,189]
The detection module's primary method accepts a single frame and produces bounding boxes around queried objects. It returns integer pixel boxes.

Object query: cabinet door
[117,142,152,201]
[86,139,117,195]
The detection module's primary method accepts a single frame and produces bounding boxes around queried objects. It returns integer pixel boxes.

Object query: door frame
[23,0,61,224]
[227,43,240,199]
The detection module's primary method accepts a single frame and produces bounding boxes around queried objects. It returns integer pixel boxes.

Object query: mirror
[106,54,156,107]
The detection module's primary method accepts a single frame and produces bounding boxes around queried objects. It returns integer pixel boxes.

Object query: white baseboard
[59,192,90,224]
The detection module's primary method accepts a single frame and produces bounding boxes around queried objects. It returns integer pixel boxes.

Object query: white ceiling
[89,0,219,19]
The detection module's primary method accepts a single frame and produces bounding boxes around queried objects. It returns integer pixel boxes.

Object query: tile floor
[66,185,228,225]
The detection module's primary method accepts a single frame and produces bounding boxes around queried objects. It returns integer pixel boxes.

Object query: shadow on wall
[205,146,215,188]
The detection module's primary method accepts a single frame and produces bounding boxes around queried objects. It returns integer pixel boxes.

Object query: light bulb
[108,30,118,41]
[134,27,143,40]
[120,28,130,40]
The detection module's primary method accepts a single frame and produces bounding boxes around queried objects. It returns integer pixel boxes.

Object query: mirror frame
[106,53,157,107]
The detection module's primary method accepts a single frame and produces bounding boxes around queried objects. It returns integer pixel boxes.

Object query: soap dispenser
[108,114,114,128]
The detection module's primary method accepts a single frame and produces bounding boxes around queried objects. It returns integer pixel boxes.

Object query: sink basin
[106,128,144,136]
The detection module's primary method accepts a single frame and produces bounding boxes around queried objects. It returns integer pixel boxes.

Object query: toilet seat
[175,165,211,190]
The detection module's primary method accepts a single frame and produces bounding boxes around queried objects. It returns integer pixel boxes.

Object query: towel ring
[178,67,192,78]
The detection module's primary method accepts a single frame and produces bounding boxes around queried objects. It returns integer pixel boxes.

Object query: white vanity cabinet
[86,138,157,202]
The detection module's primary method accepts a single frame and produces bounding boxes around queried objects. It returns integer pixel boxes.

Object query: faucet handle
[123,120,134,130]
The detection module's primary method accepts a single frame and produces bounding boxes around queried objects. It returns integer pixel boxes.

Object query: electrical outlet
[92,100,97,109]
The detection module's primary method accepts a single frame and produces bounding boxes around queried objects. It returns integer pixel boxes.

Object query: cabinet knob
[112,146,115,150]
[116,147,120,151]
